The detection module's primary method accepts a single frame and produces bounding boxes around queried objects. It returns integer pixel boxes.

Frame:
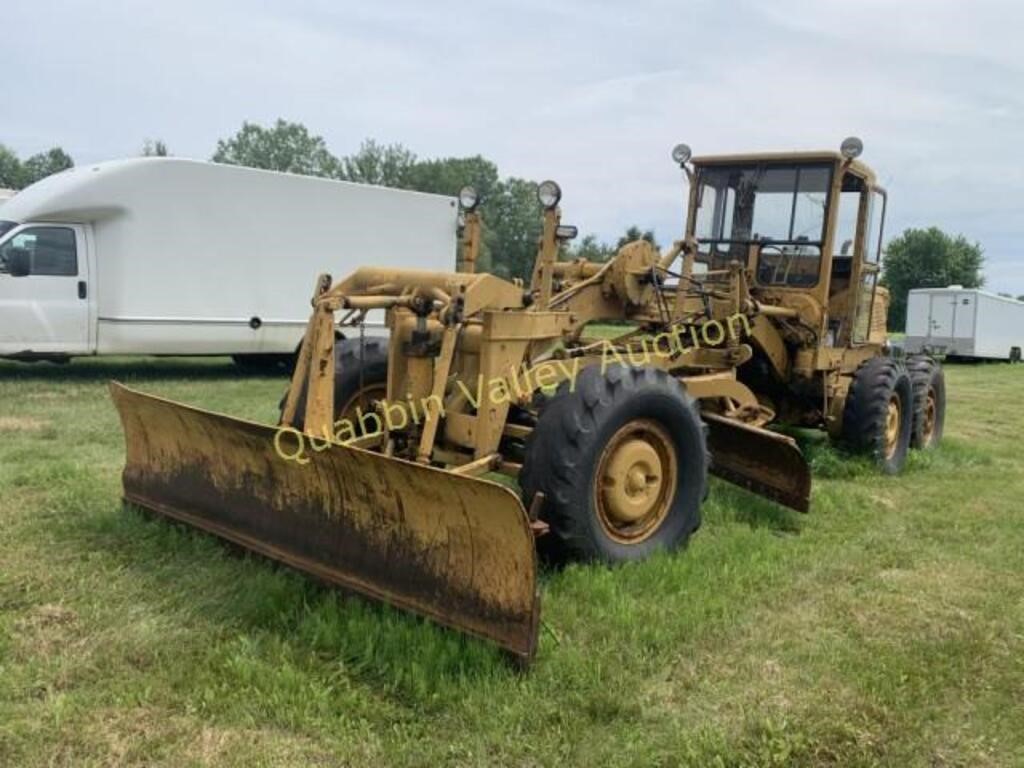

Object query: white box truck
[0,159,458,366]
[905,286,1024,362]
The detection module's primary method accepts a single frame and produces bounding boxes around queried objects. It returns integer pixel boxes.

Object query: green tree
[338,139,417,187]
[570,234,617,262]
[483,177,544,280]
[367,152,539,279]
[142,139,169,157]
[401,155,503,270]
[881,227,984,331]
[1018,295,1024,302]
[617,226,658,250]
[404,155,500,199]
[0,145,21,189]
[212,120,339,177]
[1,146,74,189]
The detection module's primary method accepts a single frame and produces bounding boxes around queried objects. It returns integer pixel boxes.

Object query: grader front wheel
[520,365,707,563]
[595,419,678,545]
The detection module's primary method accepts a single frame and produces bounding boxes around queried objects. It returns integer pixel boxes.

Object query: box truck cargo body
[904,287,1024,361]
[0,159,458,362]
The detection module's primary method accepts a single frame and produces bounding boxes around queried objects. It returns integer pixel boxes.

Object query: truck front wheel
[232,354,295,374]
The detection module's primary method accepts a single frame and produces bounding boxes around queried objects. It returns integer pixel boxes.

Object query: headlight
[458,185,479,211]
[671,143,692,164]
[537,180,561,209]
[555,224,578,240]
[840,136,863,159]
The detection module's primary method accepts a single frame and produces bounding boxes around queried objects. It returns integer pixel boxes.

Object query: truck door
[0,224,91,356]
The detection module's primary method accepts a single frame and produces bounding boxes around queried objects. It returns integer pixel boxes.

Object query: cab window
[864,189,886,263]
[0,226,78,276]
[693,163,832,287]
[852,189,886,343]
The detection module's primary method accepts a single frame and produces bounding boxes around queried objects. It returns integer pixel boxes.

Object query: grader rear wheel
[883,396,902,461]
[520,365,707,563]
[841,357,913,474]
[908,355,946,450]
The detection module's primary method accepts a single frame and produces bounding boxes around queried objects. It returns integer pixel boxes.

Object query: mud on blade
[703,413,811,513]
[109,382,540,662]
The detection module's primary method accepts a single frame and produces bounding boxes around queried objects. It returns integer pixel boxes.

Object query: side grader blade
[109,382,540,662]
[703,413,811,513]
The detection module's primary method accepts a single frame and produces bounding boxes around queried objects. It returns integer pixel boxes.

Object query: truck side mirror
[7,246,31,277]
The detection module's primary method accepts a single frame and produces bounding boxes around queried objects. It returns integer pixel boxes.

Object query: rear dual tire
[907,355,946,450]
[841,357,914,474]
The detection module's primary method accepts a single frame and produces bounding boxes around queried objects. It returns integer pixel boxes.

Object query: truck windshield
[692,163,832,287]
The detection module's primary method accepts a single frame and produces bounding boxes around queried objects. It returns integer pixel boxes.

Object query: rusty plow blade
[703,413,811,513]
[109,382,540,663]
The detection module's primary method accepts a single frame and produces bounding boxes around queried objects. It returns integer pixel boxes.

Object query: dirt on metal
[704,414,811,513]
[110,382,540,662]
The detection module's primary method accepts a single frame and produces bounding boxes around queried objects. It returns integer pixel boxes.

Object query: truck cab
[0,219,94,359]
[0,158,462,365]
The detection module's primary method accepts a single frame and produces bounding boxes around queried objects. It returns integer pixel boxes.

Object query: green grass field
[1,359,1021,766]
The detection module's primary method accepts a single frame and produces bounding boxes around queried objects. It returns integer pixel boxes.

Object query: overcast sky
[3,0,1022,293]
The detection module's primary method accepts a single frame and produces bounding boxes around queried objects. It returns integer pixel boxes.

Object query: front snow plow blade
[109,382,540,662]
[703,413,812,513]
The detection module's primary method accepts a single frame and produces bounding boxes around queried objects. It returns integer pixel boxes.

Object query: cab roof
[691,151,877,185]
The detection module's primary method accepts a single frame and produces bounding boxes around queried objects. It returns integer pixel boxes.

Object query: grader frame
[111,139,916,665]
[278,199,814,503]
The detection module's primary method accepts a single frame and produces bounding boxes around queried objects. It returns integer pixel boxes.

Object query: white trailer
[0,158,458,365]
[905,286,1024,362]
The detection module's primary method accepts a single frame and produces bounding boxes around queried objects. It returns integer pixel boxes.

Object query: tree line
[0,146,74,191]
[1,122,998,329]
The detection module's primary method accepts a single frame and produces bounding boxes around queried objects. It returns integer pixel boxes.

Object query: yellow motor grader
[111,138,946,664]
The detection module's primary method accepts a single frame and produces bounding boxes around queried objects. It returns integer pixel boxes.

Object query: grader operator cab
[111,138,946,664]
